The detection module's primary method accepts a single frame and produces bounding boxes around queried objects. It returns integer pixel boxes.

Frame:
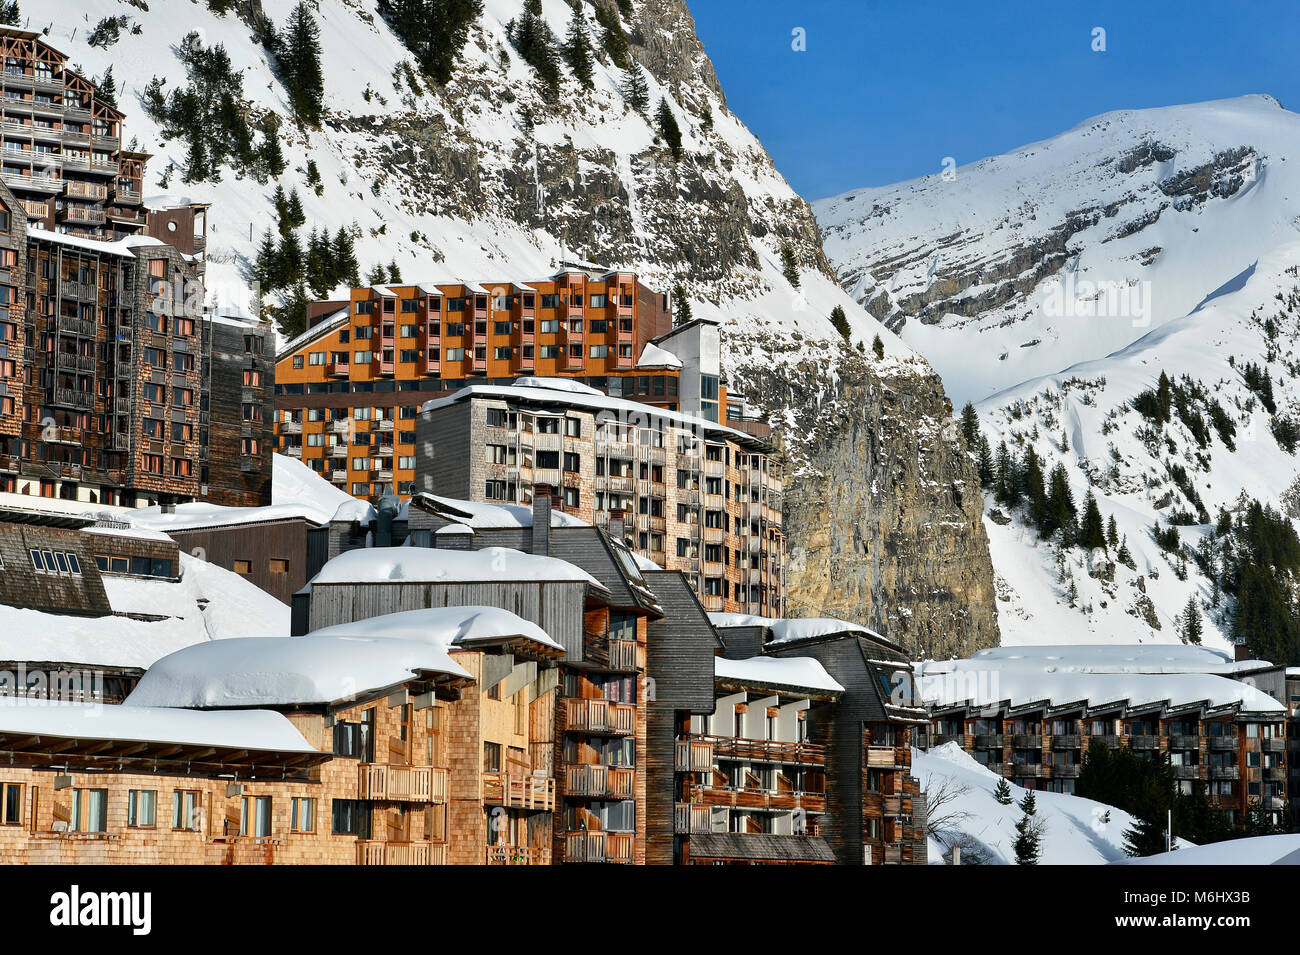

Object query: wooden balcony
[357,764,446,803]
[865,745,907,769]
[1088,734,1120,749]
[1051,734,1081,750]
[1263,737,1286,754]
[607,639,640,671]
[973,734,1004,748]
[691,784,826,813]
[706,735,826,766]
[565,764,636,798]
[563,830,634,864]
[1129,736,1160,751]
[356,840,445,865]
[675,737,714,773]
[674,802,713,834]
[564,698,636,736]
[1169,735,1200,750]
[484,844,544,865]
[326,359,349,377]
[1209,736,1239,751]
[882,844,903,865]
[482,773,555,811]
[1208,765,1239,780]
[1011,734,1042,748]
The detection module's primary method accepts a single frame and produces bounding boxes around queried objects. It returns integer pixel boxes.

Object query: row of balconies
[955,732,1248,752]
[564,764,635,799]
[356,840,447,866]
[564,698,636,736]
[482,772,555,811]
[691,783,827,813]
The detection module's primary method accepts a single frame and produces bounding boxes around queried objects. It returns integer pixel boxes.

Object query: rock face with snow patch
[727,334,998,659]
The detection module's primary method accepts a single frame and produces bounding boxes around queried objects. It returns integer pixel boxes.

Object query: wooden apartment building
[417,379,785,616]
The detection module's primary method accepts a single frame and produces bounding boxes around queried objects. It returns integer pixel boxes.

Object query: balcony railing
[357,764,446,803]
[564,698,636,736]
[1128,736,1160,750]
[484,844,543,865]
[565,764,636,799]
[675,737,714,773]
[674,802,713,834]
[1051,734,1081,750]
[865,745,907,769]
[1208,736,1239,751]
[607,639,640,671]
[482,773,555,811]
[355,840,446,865]
[1208,765,1240,780]
[704,735,825,766]
[1169,735,1200,750]
[563,831,634,864]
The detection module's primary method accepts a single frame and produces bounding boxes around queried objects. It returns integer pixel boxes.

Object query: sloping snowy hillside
[816,95,1300,405]
[916,742,1190,864]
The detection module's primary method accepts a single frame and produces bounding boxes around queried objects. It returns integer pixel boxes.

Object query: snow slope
[817,95,1300,406]
[976,243,1300,649]
[1123,833,1300,865]
[916,742,1191,865]
[37,0,911,362]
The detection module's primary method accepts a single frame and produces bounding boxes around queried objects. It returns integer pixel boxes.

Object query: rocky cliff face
[727,334,998,659]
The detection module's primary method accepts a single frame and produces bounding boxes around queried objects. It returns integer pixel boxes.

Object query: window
[174,789,201,831]
[240,796,272,838]
[127,790,156,828]
[331,799,371,837]
[290,797,316,833]
[1,782,21,825]
[269,558,289,574]
[72,788,108,833]
[233,560,251,575]
[483,742,502,774]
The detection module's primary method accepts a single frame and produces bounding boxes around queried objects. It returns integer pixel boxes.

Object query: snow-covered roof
[27,224,166,257]
[303,605,564,652]
[402,492,588,528]
[277,306,349,356]
[126,633,472,709]
[0,552,289,669]
[132,501,327,533]
[916,651,1285,713]
[0,696,315,753]
[270,453,364,525]
[630,551,662,572]
[513,375,607,396]
[435,522,474,535]
[308,545,605,590]
[1124,833,1300,866]
[707,612,886,646]
[967,643,1267,675]
[422,380,770,448]
[636,341,683,369]
[715,655,844,694]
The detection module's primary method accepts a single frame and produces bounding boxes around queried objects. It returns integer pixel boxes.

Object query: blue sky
[690,0,1300,200]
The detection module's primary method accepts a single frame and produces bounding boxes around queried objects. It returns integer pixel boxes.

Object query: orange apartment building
[272,268,772,499]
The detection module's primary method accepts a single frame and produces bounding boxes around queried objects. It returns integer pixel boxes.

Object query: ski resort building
[918,645,1290,826]
[273,271,771,499]
[415,378,785,616]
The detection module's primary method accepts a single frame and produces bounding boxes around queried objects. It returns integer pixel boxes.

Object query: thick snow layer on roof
[402,492,587,528]
[0,696,315,753]
[915,654,1284,712]
[132,501,326,532]
[304,605,563,651]
[969,643,1243,673]
[715,655,844,693]
[513,376,606,395]
[309,545,604,589]
[636,342,683,369]
[630,551,662,571]
[27,224,165,257]
[271,453,361,524]
[331,499,377,524]
[422,381,764,446]
[435,523,474,535]
[1123,833,1300,866]
[0,553,289,669]
[0,491,128,520]
[126,633,471,708]
[707,612,883,645]
[917,743,1192,864]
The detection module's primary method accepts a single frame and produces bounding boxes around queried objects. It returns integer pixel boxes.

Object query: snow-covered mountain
[33,0,999,656]
[817,96,1300,653]
[816,95,1300,406]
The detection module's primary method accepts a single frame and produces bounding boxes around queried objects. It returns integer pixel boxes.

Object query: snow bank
[714,656,844,694]
[1123,833,1300,865]
[916,742,1190,864]
[308,546,604,589]
[707,612,885,645]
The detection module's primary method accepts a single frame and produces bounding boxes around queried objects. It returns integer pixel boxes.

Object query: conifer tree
[259,119,287,180]
[1013,791,1041,865]
[673,284,692,326]
[1106,514,1120,550]
[829,305,851,341]
[287,187,306,229]
[592,2,631,69]
[365,263,387,285]
[278,281,310,339]
[332,227,360,287]
[0,3,21,27]
[621,64,649,114]
[562,8,594,90]
[1023,447,1049,533]
[1182,596,1203,645]
[183,136,211,183]
[976,434,994,490]
[96,66,118,109]
[993,778,1013,806]
[872,334,884,359]
[780,243,800,288]
[388,260,402,283]
[959,402,980,449]
[1079,490,1107,551]
[253,229,279,292]
[509,0,561,102]
[655,97,683,161]
[280,2,325,126]
[1045,463,1077,545]
[377,0,482,86]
